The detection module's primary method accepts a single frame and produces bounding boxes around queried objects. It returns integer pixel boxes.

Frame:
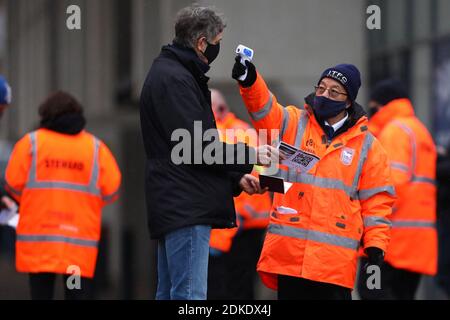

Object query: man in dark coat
[140,5,276,300]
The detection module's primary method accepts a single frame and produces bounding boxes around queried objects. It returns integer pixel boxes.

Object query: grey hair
[174,5,226,48]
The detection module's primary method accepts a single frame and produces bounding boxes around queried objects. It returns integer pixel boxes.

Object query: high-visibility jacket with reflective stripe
[209,113,271,253]
[369,98,437,275]
[5,129,122,278]
[239,73,395,290]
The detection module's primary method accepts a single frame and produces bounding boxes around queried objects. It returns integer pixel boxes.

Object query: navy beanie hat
[319,64,361,101]
[370,79,408,106]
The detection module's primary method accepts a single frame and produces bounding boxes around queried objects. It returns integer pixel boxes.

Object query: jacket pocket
[328,191,354,234]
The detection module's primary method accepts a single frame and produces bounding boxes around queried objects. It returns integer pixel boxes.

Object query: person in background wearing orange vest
[4,91,122,300]
[357,79,437,300]
[232,58,396,300]
[208,89,272,300]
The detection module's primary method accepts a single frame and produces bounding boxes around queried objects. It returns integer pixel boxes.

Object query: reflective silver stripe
[17,234,98,248]
[391,161,409,173]
[103,190,119,202]
[391,220,436,228]
[273,169,357,198]
[27,181,101,196]
[28,131,38,182]
[280,107,290,140]
[392,121,416,175]
[392,122,436,186]
[364,216,392,228]
[294,111,309,149]
[243,204,269,219]
[268,224,359,250]
[274,167,394,200]
[411,176,436,185]
[90,138,101,193]
[5,181,22,196]
[249,92,273,121]
[352,133,374,193]
[25,132,101,196]
[358,186,396,200]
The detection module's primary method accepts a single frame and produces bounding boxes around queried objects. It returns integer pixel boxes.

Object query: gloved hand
[365,247,384,267]
[232,56,257,88]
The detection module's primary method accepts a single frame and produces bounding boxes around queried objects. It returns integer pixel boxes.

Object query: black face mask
[313,95,348,120]
[203,41,220,64]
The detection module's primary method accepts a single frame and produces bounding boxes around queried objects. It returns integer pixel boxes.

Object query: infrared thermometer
[235,44,254,81]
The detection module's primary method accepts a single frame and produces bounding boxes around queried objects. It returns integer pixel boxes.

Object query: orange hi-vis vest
[239,73,396,290]
[209,112,271,253]
[5,128,121,278]
[369,98,437,275]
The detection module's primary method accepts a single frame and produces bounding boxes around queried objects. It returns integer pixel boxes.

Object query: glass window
[433,39,450,146]
[413,0,431,40]
[369,54,390,88]
[115,0,132,105]
[386,0,408,48]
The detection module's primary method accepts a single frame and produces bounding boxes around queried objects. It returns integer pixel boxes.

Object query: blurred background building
[0,0,449,299]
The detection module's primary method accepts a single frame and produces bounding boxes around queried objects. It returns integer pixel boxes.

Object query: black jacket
[140,43,254,239]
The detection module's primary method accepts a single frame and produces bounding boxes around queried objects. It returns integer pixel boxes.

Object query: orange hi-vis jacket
[369,98,437,275]
[209,112,272,253]
[5,128,121,278]
[239,73,396,290]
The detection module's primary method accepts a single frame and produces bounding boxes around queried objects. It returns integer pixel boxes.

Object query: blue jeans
[156,225,211,300]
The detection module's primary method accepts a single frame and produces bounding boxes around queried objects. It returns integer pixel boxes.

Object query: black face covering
[203,41,220,64]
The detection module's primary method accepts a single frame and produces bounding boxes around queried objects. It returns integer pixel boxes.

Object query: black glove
[365,247,384,267]
[232,56,257,88]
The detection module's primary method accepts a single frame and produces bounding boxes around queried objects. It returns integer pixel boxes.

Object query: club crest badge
[340,148,355,166]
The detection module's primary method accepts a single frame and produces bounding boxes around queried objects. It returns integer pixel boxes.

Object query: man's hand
[256,145,283,167]
[232,56,257,88]
[1,196,17,212]
[239,174,268,195]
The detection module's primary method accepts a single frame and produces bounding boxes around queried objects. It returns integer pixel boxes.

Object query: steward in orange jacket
[358,79,437,300]
[5,92,121,300]
[232,59,395,300]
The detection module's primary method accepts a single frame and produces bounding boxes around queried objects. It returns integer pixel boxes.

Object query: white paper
[276,206,298,214]
[278,141,320,172]
[0,209,19,229]
[283,182,293,193]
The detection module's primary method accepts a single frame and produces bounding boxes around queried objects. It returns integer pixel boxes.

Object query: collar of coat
[369,98,415,137]
[162,42,210,85]
[303,93,369,142]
